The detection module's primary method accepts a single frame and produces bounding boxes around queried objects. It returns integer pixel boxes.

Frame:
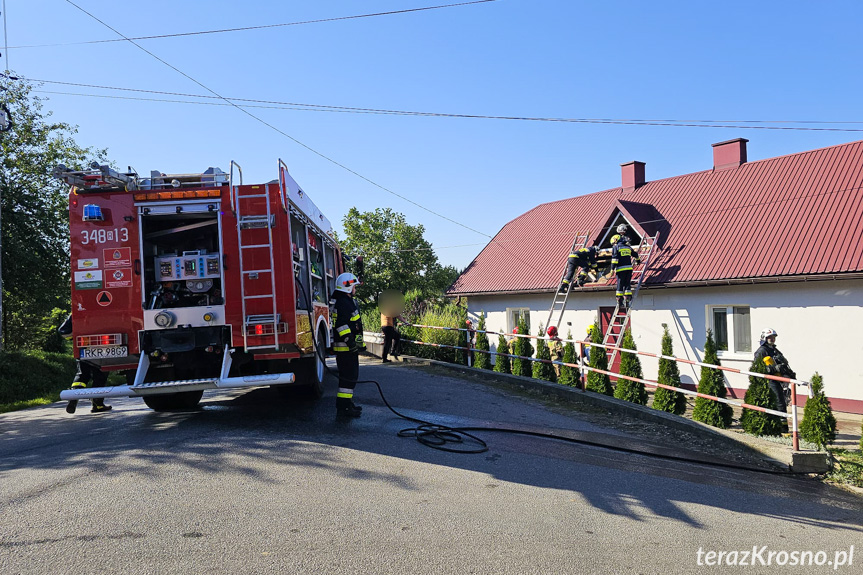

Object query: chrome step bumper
[59,346,295,400]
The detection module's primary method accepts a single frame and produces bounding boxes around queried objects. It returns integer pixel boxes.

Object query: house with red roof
[448,138,863,414]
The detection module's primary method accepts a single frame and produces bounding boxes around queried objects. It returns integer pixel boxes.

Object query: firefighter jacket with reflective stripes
[330,291,364,353]
[611,241,640,273]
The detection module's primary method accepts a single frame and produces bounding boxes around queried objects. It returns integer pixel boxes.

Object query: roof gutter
[447,272,863,297]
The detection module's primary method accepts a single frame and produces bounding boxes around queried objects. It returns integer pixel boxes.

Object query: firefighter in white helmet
[330,272,364,417]
[754,328,795,413]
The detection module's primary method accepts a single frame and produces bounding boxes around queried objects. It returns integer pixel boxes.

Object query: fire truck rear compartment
[140,210,223,310]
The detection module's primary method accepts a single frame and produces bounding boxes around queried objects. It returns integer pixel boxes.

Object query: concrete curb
[389,354,830,474]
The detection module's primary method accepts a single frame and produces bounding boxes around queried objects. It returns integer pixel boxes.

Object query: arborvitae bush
[493,332,511,375]
[557,330,577,387]
[586,324,613,396]
[692,329,734,427]
[653,324,688,415]
[474,313,491,370]
[455,323,468,365]
[533,323,556,382]
[614,328,647,404]
[799,373,837,449]
[512,317,534,377]
[741,359,786,436]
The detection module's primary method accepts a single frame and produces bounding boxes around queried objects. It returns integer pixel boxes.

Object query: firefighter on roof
[331,272,365,418]
[559,246,599,293]
[611,233,640,308]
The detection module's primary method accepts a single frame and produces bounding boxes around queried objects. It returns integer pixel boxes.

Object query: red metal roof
[449,139,863,295]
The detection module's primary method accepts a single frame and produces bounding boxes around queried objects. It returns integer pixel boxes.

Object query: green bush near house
[532,323,556,383]
[511,317,534,378]
[692,329,734,427]
[799,373,837,449]
[473,313,491,370]
[557,330,578,387]
[586,324,612,396]
[0,350,77,412]
[493,332,511,375]
[614,328,647,405]
[653,324,688,415]
[741,359,786,436]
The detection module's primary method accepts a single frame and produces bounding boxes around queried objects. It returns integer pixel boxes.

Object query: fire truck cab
[55,160,344,411]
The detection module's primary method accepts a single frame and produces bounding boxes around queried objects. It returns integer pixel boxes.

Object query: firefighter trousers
[615,270,633,298]
[335,351,359,400]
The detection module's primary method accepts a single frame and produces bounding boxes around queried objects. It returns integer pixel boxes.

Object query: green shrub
[511,317,534,378]
[741,359,786,436]
[403,301,464,362]
[692,329,734,427]
[614,328,647,404]
[0,350,77,408]
[653,324,687,415]
[455,322,469,365]
[557,330,577,387]
[586,324,612,396]
[493,332,511,374]
[799,373,837,449]
[532,323,556,382]
[473,313,491,370]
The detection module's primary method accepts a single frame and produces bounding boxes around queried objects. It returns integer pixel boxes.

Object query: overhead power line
[29,79,863,133]
[57,0,498,241]
[9,1,498,49]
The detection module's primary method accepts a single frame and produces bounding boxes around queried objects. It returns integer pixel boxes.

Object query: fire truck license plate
[80,346,128,359]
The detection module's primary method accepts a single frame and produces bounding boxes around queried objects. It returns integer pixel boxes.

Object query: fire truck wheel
[142,390,204,412]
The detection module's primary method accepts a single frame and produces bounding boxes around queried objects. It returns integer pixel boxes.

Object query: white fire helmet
[760,328,778,343]
[335,273,361,294]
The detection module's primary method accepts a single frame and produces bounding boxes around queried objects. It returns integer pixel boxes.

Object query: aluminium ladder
[235,183,280,352]
[603,232,660,369]
[543,232,591,334]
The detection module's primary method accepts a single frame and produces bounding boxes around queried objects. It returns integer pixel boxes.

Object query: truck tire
[280,325,326,400]
[142,390,204,411]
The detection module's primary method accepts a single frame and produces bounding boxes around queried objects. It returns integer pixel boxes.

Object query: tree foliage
[493,332,511,374]
[473,313,491,370]
[653,324,688,415]
[799,373,836,449]
[557,330,577,387]
[1,77,108,349]
[511,316,534,377]
[692,329,733,427]
[340,207,459,302]
[741,359,786,436]
[614,328,647,404]
[586,323,612,395]
[532,323,556,382]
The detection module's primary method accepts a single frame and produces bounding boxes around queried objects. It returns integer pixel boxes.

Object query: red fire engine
[53,160,345,411]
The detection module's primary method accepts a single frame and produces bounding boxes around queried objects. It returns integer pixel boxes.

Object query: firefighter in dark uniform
[611,233,640,308]
[559,246,599,293]
[58,314,111,414]
[753,328,795,413]
[331,273,364,418]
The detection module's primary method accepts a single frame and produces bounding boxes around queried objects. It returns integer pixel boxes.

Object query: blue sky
[4,0,863,270]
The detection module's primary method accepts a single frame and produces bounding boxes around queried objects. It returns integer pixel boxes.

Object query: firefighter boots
[91,400,112,414]
[336,398,362,418]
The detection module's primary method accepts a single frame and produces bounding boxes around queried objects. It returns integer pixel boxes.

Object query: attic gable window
[708,305,751,355]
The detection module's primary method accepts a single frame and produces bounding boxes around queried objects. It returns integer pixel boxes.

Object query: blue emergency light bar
[83,204,104,221]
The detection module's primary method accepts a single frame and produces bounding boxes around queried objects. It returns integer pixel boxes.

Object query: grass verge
[826,449,863,489]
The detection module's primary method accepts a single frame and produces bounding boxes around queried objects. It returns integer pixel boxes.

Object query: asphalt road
[1,358,861,575]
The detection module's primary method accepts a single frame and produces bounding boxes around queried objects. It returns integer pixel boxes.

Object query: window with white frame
[708,305,751,354]
[507,307,531,334]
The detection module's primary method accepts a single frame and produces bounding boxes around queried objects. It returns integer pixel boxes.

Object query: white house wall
[468,279,863,412]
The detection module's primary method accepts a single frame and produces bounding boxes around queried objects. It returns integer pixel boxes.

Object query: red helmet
[512,328,519,335]
[465,319,472,326]
[547,326,558,337]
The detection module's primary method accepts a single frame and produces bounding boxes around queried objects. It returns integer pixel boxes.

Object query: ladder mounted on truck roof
[602,232,660,369]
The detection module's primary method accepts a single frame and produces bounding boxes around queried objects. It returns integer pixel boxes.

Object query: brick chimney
[621,161,646,192]
[712,138,748,171]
